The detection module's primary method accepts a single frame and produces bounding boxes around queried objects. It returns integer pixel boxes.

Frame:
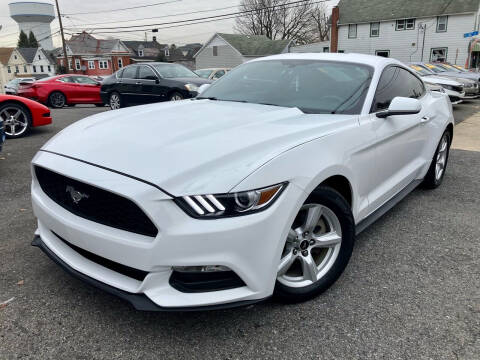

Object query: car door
[367,65,432,212]
[118,66,140,104]
[72,76,101,103]
[136,65,160,104]
[56,76,79,102]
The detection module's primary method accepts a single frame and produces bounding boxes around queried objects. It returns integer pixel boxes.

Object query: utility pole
[55,0,68,72]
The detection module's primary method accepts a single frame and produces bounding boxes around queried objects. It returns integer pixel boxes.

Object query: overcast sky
[0,0,338,48]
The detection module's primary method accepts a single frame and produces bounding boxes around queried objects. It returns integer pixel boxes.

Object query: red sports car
[0,95,52,138]
[17,74,104,108]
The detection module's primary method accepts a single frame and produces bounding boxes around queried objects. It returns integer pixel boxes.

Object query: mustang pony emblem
[66,185,89,204]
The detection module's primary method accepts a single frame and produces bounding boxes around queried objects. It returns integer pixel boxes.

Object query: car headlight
[175,183,287,218]
[184,83,199,92]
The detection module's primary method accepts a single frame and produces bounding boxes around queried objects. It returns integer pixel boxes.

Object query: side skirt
[355,179,423,235]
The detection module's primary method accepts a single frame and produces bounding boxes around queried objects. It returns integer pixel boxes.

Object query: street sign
[464,31,479,38]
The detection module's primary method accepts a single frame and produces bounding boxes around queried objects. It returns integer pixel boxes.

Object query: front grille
[452,85,463,93]
[35,166,158,237]
[52,231,149,281]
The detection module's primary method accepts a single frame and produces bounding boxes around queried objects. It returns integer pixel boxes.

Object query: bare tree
[310,2,330,41]
[235,0,325,44]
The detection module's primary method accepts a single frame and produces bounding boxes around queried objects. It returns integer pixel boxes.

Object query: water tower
[9,1,55,50]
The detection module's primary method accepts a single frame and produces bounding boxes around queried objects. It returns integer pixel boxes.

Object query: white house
[331,0,480,67]
[194,33,292,69]
[0,48,15,93]
[7,47,55,80]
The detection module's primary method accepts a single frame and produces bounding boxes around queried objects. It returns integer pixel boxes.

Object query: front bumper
[31,151,302,309]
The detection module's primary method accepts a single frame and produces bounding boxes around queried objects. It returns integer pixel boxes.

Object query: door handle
[420,116,431,123]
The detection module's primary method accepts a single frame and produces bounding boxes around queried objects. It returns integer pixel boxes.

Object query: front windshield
[424,64,445,73]
[436,64,461,73]
[409,65,433,76]
[151,64,198,78]
[196,69,213,78]
[199,60,373,114]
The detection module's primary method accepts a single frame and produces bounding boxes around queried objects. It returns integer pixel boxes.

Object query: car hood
[437,71,480,81]
[423,75,462,86]
[41,100,356,196]
[169,77,212,85]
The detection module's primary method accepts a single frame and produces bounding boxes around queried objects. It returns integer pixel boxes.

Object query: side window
[73,76,97,85]
[372,67,425,112]
[58,76,73,83]
[137,66,157,80]
[121,66,137,79]
[213,70,225,79]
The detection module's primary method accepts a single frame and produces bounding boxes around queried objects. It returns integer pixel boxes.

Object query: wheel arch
[0,100,33,121]
[315,175,353,208]
[445,122,454,143]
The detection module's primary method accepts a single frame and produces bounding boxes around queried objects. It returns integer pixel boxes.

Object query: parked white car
[408,64,467,104]
[195,68,230,80]
[31,53,454,310]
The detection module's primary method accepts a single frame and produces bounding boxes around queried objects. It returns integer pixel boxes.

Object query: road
[0,104,479,359]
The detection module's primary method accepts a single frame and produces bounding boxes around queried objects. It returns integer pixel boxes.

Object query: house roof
[0,48,14,65]
[123,41,167,51]
[17,47,38,63]
[217,33,291,56]
[66,32,129,55]
[337,0,480,24]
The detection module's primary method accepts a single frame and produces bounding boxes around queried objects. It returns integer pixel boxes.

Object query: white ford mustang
[31,53,454,310]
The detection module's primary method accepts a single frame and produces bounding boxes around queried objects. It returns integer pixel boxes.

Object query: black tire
[48,91,66,108]
[109,92,122,110]
[169,92,184,101]
[0,102,32,139]
[422,130,451,189]
[274,186,355,303]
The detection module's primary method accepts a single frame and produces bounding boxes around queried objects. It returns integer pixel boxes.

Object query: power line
[62,3,242,27]
[70,0,327,34]
[63,0,182,16]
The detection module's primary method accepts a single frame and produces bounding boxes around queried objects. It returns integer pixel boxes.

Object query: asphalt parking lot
[1,103,479,359]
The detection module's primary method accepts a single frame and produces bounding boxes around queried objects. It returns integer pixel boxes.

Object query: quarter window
[370,22,380,37]
[348,24,357,38]
[372,66,425,112]
[437,16,448,32]
[430,47,448,62]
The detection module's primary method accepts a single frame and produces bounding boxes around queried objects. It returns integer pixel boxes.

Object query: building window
[213,46,218,56]
[40,65,44,72]
[338,50,345,53]
[396,18,415,30]
[60,59,63,66]
[323,47,329,52]
[99,60,108,69]
[375,50,390,58]
[348,24,357,38]
[370,22,380,37]
[437,16,448,32]
[430,47,448,62]
[38,55,41,60]
[68,59,72,70]
[23,65,27,72]
[48,65,51,72]
[118,58,123,68]
[138,49,144,57]
[75,58,81,70]
[14,55,17,60]
[164,49,170,57]
[7,66,11,73]
[33,65,36,72]
[15,65,19,73]
[88,60,95,69]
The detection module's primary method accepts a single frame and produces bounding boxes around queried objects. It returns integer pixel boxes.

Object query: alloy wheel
[109,94,121,109]
[50,92,65,108]
[170,94,184,101]
[1,107,29,137]
[435,134,449,181]
[277,203,342,288]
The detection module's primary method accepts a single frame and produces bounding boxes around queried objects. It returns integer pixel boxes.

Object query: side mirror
[376,97,421,118]
[198,84,210,94]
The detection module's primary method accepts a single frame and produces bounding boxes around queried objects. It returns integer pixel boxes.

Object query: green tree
[28,31,39,47]
[17,30,29,47]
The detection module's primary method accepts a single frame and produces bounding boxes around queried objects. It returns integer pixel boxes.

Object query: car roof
[251,53,402,69]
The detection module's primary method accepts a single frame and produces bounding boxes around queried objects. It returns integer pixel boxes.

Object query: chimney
[330,6,339,53]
